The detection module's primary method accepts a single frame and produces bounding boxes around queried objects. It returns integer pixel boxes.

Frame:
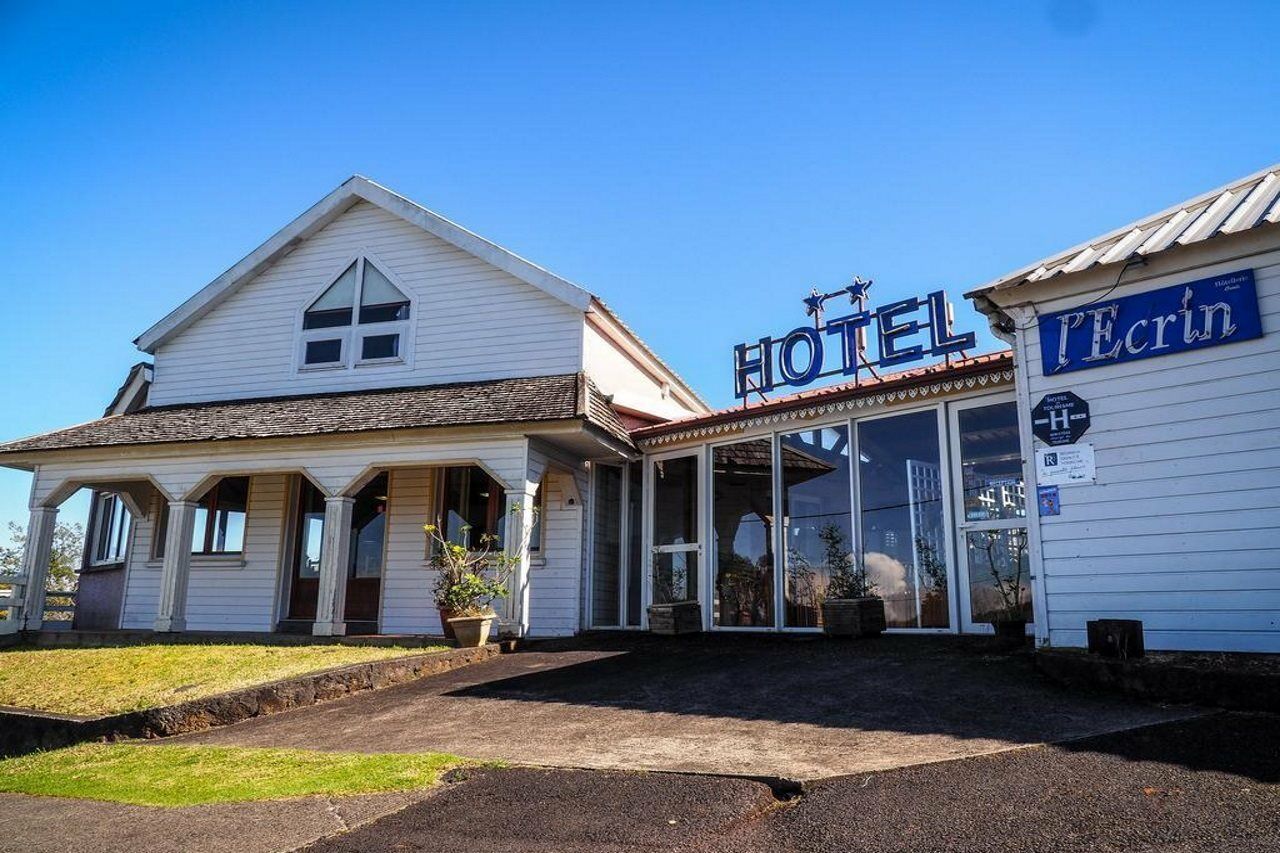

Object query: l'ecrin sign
[733,288,976,399]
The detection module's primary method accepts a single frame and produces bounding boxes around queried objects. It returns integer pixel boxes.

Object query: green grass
[0,643,447,716]
[0,743,467,806]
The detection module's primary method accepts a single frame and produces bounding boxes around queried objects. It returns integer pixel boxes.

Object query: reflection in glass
[652,456,699,605]
[349,473,388,579]
[958,403,1026,522]
[653,457,697,546]
[713,439,774,627]
[653,551,697,604]
[626,461,643,626]
[297,484,326,579]
[966,529,1031,623]
[858,411,950,628]
[592,465,622,627]
[781,426,852,628]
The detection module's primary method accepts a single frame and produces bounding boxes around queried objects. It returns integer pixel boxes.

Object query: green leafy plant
[423,503,538,618]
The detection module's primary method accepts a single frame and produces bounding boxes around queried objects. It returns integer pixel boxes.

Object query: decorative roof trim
[636,369,1015,447]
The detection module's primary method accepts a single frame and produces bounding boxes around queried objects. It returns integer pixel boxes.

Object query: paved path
[307,713,1280,853]
[182,635,1193,780]
[0,789,433,853]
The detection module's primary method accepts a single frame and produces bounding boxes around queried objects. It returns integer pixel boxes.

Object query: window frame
[153,476,252,558]
[89,492,132,567]
[295,253,415,374]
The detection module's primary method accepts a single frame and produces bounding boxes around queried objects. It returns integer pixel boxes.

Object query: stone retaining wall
[0,644,501,757]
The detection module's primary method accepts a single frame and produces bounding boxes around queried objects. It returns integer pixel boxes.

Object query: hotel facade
[2,165,1277,653]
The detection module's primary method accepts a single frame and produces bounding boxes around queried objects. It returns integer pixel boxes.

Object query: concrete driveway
[182,634,1193,781]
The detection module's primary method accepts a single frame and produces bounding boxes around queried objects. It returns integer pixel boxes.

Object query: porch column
[155,500,197,632]
[313,495,354,637]
[16,506,58,631]
[501,485,538,637]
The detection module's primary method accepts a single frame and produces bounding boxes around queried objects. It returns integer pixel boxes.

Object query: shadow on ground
[182,633,1192,779]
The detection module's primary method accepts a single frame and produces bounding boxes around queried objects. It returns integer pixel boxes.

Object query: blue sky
[1,0,1277,531]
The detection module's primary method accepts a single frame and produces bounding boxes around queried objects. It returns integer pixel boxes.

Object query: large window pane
[712,439,774,627]
[966,529,1031,623]
[440,466,503,549]
[652,456,698,605]
[957,403,1026,522]
[781,426,852,628]
[297,482,325,580]
[653,457,697,546]
[653,551,698,604]
[349,473,388,579]
[591,466,622,627]
[858,411,949,628]
[210,477,248,553]
[626,461,643,626]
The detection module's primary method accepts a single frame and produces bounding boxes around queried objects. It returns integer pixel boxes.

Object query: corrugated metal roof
[968,163,1280,297]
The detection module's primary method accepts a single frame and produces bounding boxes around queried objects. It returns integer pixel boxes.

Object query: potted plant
[424,503,536,647]
[816,525,885,638]
[648,557,701,634]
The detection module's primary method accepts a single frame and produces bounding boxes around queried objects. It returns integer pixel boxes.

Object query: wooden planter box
[821,597,886,638]
[648,601,702,635]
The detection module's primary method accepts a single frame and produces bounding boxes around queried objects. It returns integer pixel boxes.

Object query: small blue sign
[1039,269,1262,375]
[1037,485,1061,517]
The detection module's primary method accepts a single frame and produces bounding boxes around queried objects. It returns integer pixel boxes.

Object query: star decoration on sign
[803,276,874,317]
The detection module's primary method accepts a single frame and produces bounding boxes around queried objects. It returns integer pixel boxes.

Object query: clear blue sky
[1,0,1277,532]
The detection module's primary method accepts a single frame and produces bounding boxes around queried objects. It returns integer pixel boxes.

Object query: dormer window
[299,256,411,370]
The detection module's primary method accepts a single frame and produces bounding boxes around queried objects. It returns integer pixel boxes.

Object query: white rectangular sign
[1036,443,1096,486]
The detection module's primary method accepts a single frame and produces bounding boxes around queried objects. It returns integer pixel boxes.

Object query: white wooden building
[1,167,1276,652]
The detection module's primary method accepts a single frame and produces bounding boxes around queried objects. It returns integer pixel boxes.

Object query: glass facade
[712,439,775,627]
[780,426,852,628]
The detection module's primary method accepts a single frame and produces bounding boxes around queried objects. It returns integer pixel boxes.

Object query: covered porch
[0,375,635,639]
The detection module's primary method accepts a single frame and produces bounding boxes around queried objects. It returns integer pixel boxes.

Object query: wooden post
[18,506,59,631]
[313,496,354,637]
[155,501,197,632]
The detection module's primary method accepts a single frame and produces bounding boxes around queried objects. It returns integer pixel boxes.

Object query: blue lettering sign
[732,279,977,398]
[1038,269,1263,375]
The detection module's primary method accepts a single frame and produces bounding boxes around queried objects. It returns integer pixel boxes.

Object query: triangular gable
[135,176,594,353]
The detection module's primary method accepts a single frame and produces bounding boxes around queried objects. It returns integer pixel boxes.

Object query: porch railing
[0,576,24,634]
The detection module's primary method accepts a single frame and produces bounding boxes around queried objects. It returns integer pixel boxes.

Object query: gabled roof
[0,374,632,456]
[968,162,1280,297]
[135,175,596,353]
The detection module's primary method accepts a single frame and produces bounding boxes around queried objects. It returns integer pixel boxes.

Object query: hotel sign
[733,278,977,398]
[1039,269,1262,375]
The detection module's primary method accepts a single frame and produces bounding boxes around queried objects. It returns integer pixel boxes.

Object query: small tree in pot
[816,525,885,638]
[424,503,537,647]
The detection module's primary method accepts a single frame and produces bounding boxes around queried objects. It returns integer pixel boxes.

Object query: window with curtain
[90,492,132,565]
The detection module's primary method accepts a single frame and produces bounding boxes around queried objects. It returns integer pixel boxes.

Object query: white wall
[379,467,438,634]
[149,201,586,405]
[583,322,700,419]
[121,474,288,631]
[1008,234,1280,652]
[528,467,584,637]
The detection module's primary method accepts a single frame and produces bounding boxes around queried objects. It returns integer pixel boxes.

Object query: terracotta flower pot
[438,607,458,640]
[448,615,494,648]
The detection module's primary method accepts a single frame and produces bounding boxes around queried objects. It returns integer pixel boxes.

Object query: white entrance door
[646,452,703,628]
[949,397,1034,634]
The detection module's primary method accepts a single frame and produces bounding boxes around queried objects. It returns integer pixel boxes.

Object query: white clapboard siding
[120,499,160,629]
[380,467,439,634]
[1020,241,1280,652]
[183,474,286,632]
[149,202,585,406]
[528,468,584,637]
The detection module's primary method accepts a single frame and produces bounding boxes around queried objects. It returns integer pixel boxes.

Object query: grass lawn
[0,743,468,806]
[0,642,447,716]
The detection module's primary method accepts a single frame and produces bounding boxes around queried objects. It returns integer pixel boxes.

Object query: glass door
[949,398,1032,633]
[649,453,702,624]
